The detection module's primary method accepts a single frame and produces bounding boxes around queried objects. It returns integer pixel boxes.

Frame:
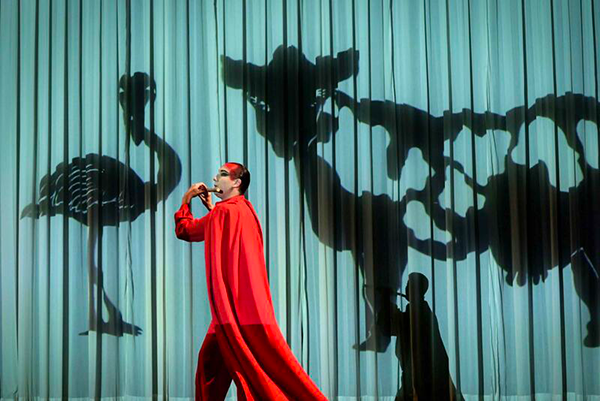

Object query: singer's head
[213,162,251,200]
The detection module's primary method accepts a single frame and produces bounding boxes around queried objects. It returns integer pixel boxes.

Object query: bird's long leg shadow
[80,206,142,337]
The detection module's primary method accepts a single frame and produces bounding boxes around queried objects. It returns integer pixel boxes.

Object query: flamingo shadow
[21,72,182,337]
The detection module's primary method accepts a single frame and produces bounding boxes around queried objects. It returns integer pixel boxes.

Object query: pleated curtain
[1,0,600,399]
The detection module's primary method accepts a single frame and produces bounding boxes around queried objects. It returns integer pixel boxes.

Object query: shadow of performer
[21,72,182,336]
[378,272,463,401]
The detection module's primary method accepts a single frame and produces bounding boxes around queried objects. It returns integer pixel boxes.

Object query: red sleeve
[174,203,209,242]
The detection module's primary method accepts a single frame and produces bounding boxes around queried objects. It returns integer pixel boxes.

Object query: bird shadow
[21,72,182,337]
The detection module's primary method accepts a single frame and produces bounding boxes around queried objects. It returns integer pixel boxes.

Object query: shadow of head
[405,272,429,302]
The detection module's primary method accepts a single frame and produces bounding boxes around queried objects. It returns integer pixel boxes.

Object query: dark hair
[226,162,251,194]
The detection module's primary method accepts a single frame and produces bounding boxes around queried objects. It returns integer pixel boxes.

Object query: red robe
[175,195,327,400]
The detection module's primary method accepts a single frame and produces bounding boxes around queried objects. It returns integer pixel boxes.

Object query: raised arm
[174,203,210,242]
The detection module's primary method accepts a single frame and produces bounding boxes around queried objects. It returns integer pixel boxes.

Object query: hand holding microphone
[196,183,216,211]
[183,182,222,211]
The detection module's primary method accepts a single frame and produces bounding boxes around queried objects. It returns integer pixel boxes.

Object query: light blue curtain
[1,0,600,399]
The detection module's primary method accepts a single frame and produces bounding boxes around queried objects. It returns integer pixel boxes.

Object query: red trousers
[195,323,326,400]
[195,330,238,400]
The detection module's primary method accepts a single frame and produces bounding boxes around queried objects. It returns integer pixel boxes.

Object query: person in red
[174,162,327,401]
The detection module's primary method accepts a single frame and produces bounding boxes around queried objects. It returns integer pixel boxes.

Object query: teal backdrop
[1,0,600,399]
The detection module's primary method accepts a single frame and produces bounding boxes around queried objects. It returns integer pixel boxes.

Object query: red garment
[175,196,327,401]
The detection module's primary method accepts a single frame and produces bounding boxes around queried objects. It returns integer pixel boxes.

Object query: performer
[174,162,327,401]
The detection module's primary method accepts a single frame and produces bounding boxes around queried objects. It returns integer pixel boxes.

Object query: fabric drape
[1,0,600,399]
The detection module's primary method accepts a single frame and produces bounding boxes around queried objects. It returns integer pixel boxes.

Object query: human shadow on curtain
[20,72,182,337]
[377,272,463,401]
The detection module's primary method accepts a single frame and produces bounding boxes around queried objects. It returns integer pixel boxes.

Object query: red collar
[215,194,245,207]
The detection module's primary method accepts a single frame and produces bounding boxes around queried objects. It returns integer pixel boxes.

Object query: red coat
[175,195,327,400]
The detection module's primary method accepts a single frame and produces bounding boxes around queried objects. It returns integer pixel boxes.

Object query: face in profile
[212,164,241,199]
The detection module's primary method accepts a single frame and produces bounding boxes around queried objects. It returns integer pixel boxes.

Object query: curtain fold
[1,0,600,399]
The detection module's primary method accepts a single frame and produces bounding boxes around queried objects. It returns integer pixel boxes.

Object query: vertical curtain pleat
[2,0,600,399]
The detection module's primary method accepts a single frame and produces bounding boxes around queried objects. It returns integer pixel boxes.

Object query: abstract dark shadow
[222,45,358,158]
[223,45,600,351]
